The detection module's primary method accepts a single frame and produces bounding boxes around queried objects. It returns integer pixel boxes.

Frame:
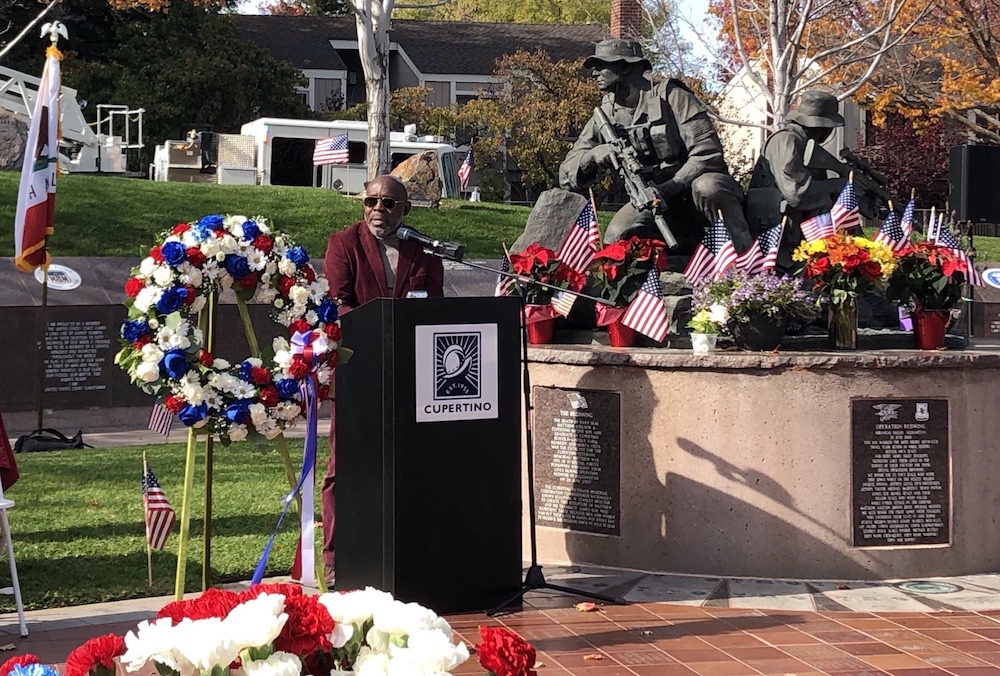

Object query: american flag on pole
[622,269,669,342]
[736,220,785,274]
[148,402,174,437]
[14,45,61,272]
[558,201,601,273]
[684,213,737,284]
[143,467,175,551]
[831,180,861,232]
[874,208,910,253]
[458,149,472,191]
[494,254,514,296]
[551,290,577,318]
[899,197,915,242]
[931,221,982,286]
[800,211,835,242]
[312,134,349,166]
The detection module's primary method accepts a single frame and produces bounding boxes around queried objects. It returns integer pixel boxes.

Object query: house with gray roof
[235,16,607,112]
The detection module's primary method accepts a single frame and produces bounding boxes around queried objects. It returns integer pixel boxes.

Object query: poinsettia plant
[589,236,667,307]
[505,244,586,305]
[887,241,969,310]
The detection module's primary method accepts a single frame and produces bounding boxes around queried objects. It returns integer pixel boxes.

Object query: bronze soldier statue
[559,39,753,254]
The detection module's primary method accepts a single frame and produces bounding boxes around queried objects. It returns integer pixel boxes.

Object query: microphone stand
[423,247,625,616]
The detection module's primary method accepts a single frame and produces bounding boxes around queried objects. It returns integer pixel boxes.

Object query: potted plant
[887,241,968,349]
[792,233,898,349]
[692,269,819,351]
[503,243,586,344]
[589,236,667,347]
[686,303,727,354]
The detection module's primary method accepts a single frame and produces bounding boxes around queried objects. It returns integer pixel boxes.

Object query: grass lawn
[0,441,304,611]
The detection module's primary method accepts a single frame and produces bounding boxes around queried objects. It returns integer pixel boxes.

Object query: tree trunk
[353,0,393,181]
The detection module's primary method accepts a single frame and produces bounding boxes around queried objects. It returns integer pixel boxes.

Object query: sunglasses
[363,196,400,210]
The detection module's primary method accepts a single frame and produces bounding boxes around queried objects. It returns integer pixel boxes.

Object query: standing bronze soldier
[559,39,753,254]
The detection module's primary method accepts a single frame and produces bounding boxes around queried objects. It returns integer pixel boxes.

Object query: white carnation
[190,296,207,314]
[249,403,268,425]
[136,361,160,383]
[247,357,263,367]
[278,259,297,276]
[152,266,174,287]
[224,593,288,651]
[228,424,248,441]
[212,358,231,370]
[288,286,309,305]
[134,287,162,313]
[139,257,157,276]
[354,647,390,676]
[243,652,301,676]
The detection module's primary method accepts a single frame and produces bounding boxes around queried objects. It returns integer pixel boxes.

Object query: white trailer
[237,117,464,198]
[0,64,143,173]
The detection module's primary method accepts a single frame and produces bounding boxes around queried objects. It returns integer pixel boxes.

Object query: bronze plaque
[852,398,950,547]
[532,387,621,536]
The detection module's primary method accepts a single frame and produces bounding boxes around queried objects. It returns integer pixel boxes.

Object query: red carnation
[250,367,272,385]
[271,594,334,657]
[125,277,145,298]
[239,273,260,290]
[317,384,331,401]
[186,247,207,267]
[164,395,186,414]
[198,350,214,367]
[477,626,537,676]
[303,266,316,283]
[326,351,338,369]
[260,386,279,407]
[150,247,165,263]
[184,285,197,305]
[133,335,152,350]
[276,276,295,296]
[171,223,191,235]
[240,582,303,601]
[64,634,125,676]
[157,588,242,624]
[252,234,274,254]
[324,324,342,341]
[289,318,311,335]
[288,357,309,380]
[0,655,40,676]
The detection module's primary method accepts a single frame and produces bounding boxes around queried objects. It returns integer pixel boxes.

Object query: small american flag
[622,269,669,342]
[148,402,174,437]
[800,211,835,242]
[458,150,472,191]
[684,214,737,284]
[931,221,982,286]
[874,208,909,253]
[831,180,861,232]
[899,197,915,242]
[313,134,349,166]
[494,254,514,296]
[558,202,601,273]
[736,220,785,274]
[551,290,577,317]
[143,466,176,551]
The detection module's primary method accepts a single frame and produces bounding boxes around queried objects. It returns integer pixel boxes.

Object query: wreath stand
[172,294,325,600]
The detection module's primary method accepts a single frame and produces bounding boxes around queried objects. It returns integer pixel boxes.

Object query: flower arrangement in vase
[692,269,818,351]
[793,233,897,349]
[589,236,667,346]
[686,303,727,354]
[502,243,586,344]
[887,241,969,349]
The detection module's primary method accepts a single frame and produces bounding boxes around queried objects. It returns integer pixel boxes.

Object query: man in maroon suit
[321,174,444,583]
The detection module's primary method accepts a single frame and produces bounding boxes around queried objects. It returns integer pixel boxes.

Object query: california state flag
[14,45,61,272]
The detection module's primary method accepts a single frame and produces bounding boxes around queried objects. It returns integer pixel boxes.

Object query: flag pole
[34,271,47,431]
[143,450,153,588]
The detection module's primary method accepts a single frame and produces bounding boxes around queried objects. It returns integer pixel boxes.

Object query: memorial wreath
[115,214,346,444]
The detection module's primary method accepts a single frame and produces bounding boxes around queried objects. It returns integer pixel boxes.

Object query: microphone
[397,227,466,261]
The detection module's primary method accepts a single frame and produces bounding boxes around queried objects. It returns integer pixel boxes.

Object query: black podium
[335,296,522,613]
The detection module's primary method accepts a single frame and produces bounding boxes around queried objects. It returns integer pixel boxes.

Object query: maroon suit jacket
[323,220,445,309]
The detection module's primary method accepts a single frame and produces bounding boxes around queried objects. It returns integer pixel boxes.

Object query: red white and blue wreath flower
[115,214,346,443]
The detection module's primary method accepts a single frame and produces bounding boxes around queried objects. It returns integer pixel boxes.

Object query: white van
[236,117,464,197]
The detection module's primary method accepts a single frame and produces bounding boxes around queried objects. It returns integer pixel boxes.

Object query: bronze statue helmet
[787,91,845,128]
[583,38,652,73]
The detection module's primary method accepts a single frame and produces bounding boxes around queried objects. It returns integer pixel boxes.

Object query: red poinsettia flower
[0,654,40,676]
[595,240,628,263]
[64,634,125,676]
[477,626,537,676]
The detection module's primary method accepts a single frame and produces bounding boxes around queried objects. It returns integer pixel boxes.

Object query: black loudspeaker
[335,296,523,614]
[948,145,1000,222]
